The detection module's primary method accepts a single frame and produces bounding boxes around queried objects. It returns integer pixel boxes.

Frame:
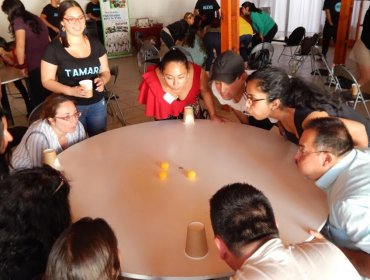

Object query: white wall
[0,0,195,42]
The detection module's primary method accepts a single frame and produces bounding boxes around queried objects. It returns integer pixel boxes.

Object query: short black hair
[304,117,354,156]
[210,183,278,256]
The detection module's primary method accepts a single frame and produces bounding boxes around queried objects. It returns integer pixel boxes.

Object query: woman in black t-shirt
[41,0,110,137]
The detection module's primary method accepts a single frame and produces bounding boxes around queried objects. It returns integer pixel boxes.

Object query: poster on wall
[100,0,131,58]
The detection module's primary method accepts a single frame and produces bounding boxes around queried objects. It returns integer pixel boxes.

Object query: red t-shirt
[138,64,202,119]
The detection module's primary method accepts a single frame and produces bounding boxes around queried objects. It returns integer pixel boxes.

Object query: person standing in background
[321,0,341,57]
[194,0,220,29]
[1,0,50,110]
[86,0,104,44]
[42,0,110,137]
[40,0,60,40]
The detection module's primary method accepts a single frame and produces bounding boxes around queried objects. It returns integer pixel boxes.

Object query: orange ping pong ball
[187,170,196,180]
[161,161,170,170]
[159,171,168,180]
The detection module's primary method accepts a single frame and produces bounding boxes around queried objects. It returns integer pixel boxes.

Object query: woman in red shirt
[138,48,222,121]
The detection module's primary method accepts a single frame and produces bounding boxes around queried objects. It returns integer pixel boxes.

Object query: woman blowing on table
[138,48,222,121]
[245,67,370,147]
[11,94,86,170]
[41,0,110,136]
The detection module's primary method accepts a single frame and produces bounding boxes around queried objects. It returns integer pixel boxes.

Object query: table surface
[59,120,328,279]
[0,65,27,84]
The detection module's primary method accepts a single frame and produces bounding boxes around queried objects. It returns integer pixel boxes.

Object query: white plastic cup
[43,149,57,168]
[183,106,195,124]
[79,80,93,98]
[351,83,359,99]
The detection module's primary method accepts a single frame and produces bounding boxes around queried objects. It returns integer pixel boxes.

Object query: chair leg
[277,46,286,62]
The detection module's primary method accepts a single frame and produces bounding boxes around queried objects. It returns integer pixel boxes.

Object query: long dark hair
[1,0,43,36]
[241,1,262,13]
[58,0,86,48]
[0,166,71,278]
[183,15,202,48]
[247,67,341,111]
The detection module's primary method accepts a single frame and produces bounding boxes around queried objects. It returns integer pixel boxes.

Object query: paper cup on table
[79,79,93,98]
[43,149,57,168]
[351,83,359,99]
[183,106,194,124]
[185,221,208,258]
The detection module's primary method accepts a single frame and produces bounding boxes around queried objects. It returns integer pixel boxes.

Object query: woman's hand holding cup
[93,76,105,92]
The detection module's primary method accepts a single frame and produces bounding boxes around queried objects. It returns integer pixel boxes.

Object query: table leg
[1,84,15,126]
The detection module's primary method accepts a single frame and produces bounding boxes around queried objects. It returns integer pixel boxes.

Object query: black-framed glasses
[243,92,267,104]
[295,146,328,158]
[55,111,81,122]
[63,15,85,24]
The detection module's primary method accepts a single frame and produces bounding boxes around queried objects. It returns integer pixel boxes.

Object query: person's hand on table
[210,114,228,122]
[93,77,105,92]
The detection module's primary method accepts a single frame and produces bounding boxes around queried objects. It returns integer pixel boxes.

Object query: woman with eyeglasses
[41,0,110,137]
[245,67,370,147]
[1,0,50,109]
[11,94,86,170]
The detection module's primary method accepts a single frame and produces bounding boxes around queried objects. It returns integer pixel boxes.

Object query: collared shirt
[316,149,370,253]
[233,238,360,280]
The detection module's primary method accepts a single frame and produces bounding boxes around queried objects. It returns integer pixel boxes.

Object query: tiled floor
[6,43,368,131]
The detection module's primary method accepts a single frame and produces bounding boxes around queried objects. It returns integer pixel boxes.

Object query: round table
[59,120,328,279]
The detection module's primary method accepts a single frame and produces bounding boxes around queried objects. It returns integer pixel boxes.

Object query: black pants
[160,29,175,49]
[264,24,278,43]
[28,67,50,110]
[322,22,337,56]
[1,80,31,115]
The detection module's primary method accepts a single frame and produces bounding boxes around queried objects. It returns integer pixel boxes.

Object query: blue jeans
[203,32,221,71]
[77,98,107,137]
[239,34,253,61]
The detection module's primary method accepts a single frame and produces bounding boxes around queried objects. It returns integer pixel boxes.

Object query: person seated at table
[210,51,273,129]
[0,166,71,279]
[295,117,370,278]
[0,36,32,115]
[44,217,121,280]
[11,94,86,170]
[0,106,13,179]
[209,182,361,279]
[245,67,370,147]
[138,48,222,121]
[160,12,195,50]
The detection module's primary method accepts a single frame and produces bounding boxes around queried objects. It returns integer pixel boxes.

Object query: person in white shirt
[295,117,370,278]
[210,182,361,280]
[210,51,273,130]
[11,94,86,170]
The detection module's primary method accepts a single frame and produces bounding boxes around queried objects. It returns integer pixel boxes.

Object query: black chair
[333,64,370,118]
[277,26,306,62]
[290,33,319,75]
[104,65,126,126]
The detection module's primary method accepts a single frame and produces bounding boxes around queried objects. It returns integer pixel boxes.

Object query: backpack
[248,49,270,70]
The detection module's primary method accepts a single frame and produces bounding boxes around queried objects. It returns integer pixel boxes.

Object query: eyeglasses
[243,92,267,104]
[295,146,328,158]
[63,15,85,24]
[55,111,81,122]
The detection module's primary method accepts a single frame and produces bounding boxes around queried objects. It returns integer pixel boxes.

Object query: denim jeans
[77,98,107,137]
[203,32,221,71]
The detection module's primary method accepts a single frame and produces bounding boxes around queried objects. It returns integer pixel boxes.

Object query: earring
[62,26,65,32]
